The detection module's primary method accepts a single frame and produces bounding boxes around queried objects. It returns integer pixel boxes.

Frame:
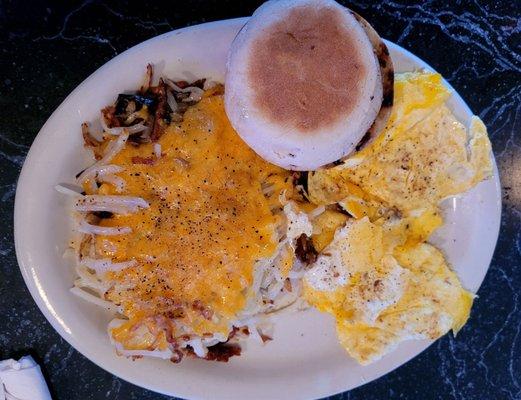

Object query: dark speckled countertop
[1,1,520,399]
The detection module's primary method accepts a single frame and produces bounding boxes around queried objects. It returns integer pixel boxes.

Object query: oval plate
[14,18,501,400]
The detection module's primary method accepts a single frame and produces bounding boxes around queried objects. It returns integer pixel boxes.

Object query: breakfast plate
[14,17,501,400]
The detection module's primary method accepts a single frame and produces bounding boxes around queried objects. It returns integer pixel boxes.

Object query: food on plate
[57,3,493,364]
[308,72,492,213]
[303,71,491,364]
[225,0,393,170]
[304,217,473,365]
[59,67,492,365]
[63,71,314,362]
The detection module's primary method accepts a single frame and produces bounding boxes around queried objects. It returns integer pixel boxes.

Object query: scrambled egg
[94,90,297,347]
[309,72,492,213]
[304,72,491,364]
[304,217,473,365]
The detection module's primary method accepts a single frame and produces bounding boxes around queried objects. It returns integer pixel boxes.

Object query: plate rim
[14,17,502,399]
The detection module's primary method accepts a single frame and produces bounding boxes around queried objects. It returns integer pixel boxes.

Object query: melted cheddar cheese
[94,92,294,337]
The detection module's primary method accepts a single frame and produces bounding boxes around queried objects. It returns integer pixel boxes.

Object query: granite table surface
[1,0,520,399]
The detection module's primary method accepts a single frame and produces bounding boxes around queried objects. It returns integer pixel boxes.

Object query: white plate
[14,18,501,400]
